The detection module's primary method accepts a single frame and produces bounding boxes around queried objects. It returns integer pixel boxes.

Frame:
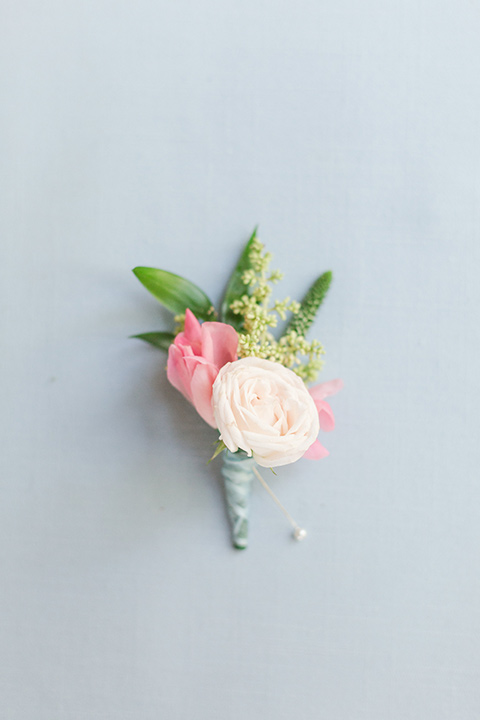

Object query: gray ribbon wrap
[221,450,257,549]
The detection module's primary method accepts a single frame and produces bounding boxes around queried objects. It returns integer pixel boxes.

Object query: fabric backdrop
[1,1,480,718]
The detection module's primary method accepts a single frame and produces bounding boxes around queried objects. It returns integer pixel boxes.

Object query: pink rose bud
[167,309,238,427]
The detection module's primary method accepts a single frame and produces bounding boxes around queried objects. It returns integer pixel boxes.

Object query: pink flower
[167,309,238,427]
[304,378,343,459]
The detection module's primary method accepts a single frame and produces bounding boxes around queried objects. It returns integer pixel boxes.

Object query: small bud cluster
[230,238,325,382]
[174,313,185,334]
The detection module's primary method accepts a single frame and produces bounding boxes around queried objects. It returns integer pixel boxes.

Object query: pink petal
[183,309,202,353]
[303,439,330,460]
[189,362,218,427]
[174,335,194,354]
[200,322,238,368]
[199,326,215,364]
[309,378,344,402]
[314,400,335,432]
[166,345,193,402]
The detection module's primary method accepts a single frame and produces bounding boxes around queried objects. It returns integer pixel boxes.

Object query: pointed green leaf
[220,227,258,329]
[207,440,227,464]
[131,331,175,351]
[133,267,215,321]
[287,271,332,337]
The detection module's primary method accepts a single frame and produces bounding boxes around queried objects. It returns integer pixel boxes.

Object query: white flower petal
[212,357,319,468]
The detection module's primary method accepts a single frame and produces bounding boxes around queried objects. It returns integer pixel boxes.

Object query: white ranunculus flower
[212,357,320,468]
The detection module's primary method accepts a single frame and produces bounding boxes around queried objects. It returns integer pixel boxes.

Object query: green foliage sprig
[130,331,175,351]
[132,267,215,321]
[220,227,258,331]
[132,230,333,382]
[228,237,328,383]
[132,267,215,350]
[287,271,332,338]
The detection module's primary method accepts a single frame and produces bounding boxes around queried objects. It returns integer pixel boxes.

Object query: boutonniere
[132,229,342,549]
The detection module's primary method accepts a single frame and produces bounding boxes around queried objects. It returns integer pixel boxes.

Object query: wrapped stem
[221,450,257,549]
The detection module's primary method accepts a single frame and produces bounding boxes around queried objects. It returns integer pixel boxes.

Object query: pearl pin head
[293,527,307,541]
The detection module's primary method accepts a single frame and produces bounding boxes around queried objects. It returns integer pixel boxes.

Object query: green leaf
[220,226,258,330]
[130,331,175,351]
[207,440,227,464]
[132,267,215,321]
[287,271,333,337]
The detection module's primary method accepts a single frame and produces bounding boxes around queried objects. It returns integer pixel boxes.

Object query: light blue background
[2,1,480,718]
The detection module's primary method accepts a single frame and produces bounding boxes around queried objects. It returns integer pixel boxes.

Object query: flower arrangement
[132,229,342,549]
